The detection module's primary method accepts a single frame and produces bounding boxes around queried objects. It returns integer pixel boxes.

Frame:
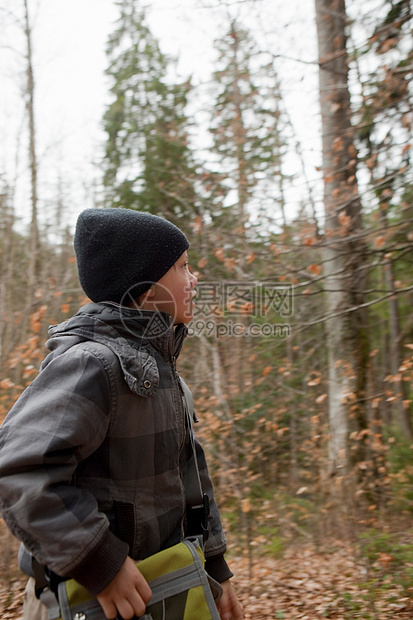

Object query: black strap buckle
[31,557,49,599]
[186,493,210,544]
[201,492,210,543]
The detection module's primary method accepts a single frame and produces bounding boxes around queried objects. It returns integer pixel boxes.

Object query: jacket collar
[46,302,188,397]
[88,302,188,360]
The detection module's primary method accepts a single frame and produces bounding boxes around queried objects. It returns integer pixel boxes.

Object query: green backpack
[55,538,222,620]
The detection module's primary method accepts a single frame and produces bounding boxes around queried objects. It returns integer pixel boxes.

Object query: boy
[0,208,243,620]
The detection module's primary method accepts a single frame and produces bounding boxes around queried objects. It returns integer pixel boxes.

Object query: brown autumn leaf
[332,136,344,151]
[0,379,14,390]
[375,235,386,248]
[192,215,203,234]
[307,372,321,387]
[225,257,235,272]
[214,247,225,262]
[197,257,208,269]
[308,264,322,276]
[304,236,315,246]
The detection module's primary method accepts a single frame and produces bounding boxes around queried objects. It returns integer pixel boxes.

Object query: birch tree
[315,0,370,477]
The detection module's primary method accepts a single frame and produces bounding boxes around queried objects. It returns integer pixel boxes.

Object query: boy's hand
[96,556,152,619]
[216,579,244,620]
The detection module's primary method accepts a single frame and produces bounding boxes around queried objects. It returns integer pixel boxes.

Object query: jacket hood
[43,302,188,397]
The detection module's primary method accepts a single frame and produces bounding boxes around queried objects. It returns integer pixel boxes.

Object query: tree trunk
[23,0,40,309]
[0,191,15,366]
[380,210,413,439]
[230,25,248,231]
[315,0,370,476]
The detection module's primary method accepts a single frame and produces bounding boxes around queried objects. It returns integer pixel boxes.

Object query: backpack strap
[31,557,60,618]
[179,377,210,547]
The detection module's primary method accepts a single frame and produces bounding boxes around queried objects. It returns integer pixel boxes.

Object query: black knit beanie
[74,208,190,303]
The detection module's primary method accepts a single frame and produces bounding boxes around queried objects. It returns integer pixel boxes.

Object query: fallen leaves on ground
[0,578,25,620]
[1,539,412,619]
[231,540,413,619]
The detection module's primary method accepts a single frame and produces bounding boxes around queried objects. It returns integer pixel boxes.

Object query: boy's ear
[145,286,156,298]
[139,286,156,302]
[132,286,155,308]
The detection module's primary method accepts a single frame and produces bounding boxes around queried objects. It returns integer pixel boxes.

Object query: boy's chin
[174,312,194,325]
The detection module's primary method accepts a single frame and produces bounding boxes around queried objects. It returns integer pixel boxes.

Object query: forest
[0,0,413,618]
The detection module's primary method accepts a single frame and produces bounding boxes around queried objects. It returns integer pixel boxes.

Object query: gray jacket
[0,302,229,595]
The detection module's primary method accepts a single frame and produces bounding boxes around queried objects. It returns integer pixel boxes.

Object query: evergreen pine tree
[102,0,199,227]
[209,20,286,242]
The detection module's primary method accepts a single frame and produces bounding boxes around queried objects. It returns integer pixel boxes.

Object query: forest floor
[1,523,412,619]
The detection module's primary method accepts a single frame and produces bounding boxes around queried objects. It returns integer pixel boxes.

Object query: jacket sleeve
[0,346,129,594]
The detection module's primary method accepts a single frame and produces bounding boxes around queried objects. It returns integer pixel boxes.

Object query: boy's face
[138,251,197,324]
